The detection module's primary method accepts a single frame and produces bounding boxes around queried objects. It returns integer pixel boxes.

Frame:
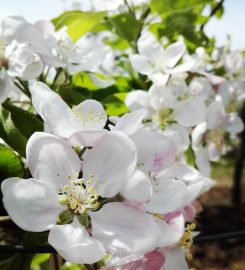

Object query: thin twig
[1,230,245,253]
[200,0,225,31]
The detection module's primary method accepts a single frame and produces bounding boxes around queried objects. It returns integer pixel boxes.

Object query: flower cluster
[0,6,244,270]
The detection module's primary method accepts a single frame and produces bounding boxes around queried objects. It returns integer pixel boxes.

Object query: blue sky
[0,0,244,50]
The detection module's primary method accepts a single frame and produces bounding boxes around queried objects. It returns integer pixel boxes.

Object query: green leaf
[0,104,43,157]
[104,36,129,50]
[72,72,101,91]
[52,10,106,41]
[0,144,24,182]
[150,0,212,16]
[58,85,91,106]
[31,254,50,268]
[0,106,27,157]
[103,93,128,116]
[2,103,43,139]
[107,13,141,46]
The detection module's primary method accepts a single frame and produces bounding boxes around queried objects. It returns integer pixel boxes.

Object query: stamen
[71,107,106,128]
[58,175,100,215]
[178,223,196,260]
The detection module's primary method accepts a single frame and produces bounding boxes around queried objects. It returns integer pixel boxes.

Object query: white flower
[5,40,43,80]
[0,16,62,67]
[130,32,194,86]
[30,82,107,142]
[2,131,162,263]
[192,100,244,175]
[0,69,17,103]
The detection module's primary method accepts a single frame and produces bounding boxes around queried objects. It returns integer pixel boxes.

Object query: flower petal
[90,202,161,256]
[156,213,185,247]
[110,109,148,136]
[129,54,153,75]
[173,97,207,127]
[121,170,152,203]
[49,217,106,264]
[194,146,211,177]
[131,128,176,173]
[125,90,152,112]
[164,42,186,69]
[222,113,244,134]
[1,177,63,232]
[30,82,75,138]
[71,99,107,130]
[163,248,188,270]
[68,129,108,148]
[83,131,137,197]
[27,132,81,189]
[145,176,187,214]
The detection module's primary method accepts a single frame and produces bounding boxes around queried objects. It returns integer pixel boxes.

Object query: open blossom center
[71,106,106,127]
[58,177,100,215]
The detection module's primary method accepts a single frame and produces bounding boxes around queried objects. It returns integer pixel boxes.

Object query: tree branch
[200,0,225,31]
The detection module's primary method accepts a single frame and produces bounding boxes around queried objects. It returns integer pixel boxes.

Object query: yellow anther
[70,200,79,210]
[178,223,196,261]
[88,186,96,193]
[64,185,70,192]
[153,213,165,220]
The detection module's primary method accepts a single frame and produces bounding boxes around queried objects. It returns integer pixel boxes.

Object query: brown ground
[189,162,245,270]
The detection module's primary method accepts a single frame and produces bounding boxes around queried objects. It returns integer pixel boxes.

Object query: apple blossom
[1,131,164,263]
[30,82,107,141]
[130,32,194,86]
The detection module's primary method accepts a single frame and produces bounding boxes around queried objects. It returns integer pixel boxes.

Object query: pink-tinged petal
[182,204,196,222]
[131,129,176,174]
[27,132,81,189]
[145,176,187,214]
[30,82,75,138]
[71,99,107,130]
[173,97,207,127]
[83,131,137,198]
[111,109,148,136]
[90,202,161,257]
[156,213,185,247]
[203,72,225,87]
[163,248,188,270]
[68,129,108,148]
[121,170,152,203]
[106,254,144,268]
[106,251,165,270]
[129,54,153,75]
[49,217,106,264]
[1,177,63,232]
